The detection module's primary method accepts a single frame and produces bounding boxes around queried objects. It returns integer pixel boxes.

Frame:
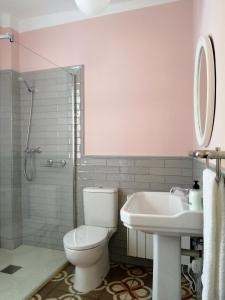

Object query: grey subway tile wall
[20,68,78,250]
[193,158,205,187]
[12,71,22,248]
[0,70,22,249]
[76,156,193,263]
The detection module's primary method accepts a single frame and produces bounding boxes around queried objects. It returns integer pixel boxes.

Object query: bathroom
[0,0,224,299]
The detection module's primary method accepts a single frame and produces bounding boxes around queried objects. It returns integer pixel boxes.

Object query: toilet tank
[83,187,118,228]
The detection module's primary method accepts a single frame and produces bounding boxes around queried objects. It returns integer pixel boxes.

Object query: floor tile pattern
[31,263,196,300]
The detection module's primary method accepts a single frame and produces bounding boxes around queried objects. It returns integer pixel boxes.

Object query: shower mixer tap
[25,147,42,154]
[32,146,42,153]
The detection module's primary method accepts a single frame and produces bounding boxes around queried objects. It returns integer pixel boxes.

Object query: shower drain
[0,265,22,274]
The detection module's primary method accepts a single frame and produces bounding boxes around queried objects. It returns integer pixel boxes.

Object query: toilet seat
[63,225,108,251]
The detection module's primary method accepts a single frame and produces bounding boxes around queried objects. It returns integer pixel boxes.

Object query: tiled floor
[0,245,67,300]
[31,262,196,300]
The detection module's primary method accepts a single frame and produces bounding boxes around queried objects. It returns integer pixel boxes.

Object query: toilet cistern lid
[83,187,118,193]
[63,225,108,251]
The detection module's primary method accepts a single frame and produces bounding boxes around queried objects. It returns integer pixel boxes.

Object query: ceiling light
[75,0,111,15]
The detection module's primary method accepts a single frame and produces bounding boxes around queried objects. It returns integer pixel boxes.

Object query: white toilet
[63,187,118,293]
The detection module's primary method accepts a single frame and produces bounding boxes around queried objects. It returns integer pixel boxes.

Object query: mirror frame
[194,35,216,147]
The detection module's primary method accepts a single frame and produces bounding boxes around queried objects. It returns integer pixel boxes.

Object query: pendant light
[75,0,111,15]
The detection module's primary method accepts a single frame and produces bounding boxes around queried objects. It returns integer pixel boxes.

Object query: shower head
[18,77,34,93]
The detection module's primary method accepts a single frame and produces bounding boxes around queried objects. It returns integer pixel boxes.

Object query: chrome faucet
[25,146,42,154]
[170,187,190,203]
[170,186,189,196]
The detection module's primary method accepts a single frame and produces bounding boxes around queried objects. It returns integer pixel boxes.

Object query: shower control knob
[61,160,66,167]
[47,160,53,166]
[35,147,42,153]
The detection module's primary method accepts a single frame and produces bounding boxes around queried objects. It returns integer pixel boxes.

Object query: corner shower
[0,32,80,299]
[18,77,41,181]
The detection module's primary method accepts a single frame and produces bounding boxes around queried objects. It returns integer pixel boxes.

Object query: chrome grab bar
[40,159,66,168]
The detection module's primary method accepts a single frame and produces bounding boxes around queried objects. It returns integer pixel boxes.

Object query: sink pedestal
[152,234,181,300]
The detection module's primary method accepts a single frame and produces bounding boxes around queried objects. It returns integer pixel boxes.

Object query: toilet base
[74,246,110,293]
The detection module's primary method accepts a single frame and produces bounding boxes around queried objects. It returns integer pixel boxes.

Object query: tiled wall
[0,70,22,249]
[193,159,205,187]
[19,68,78,250]
[76,156,193,263]
[12,71,22,248]
[0,66,83,251]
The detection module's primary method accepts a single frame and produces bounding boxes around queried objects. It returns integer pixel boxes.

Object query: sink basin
[120,191,203,300]
[120,191,203,236]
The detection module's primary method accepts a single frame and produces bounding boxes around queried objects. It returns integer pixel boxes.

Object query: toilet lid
[63,225,108,251]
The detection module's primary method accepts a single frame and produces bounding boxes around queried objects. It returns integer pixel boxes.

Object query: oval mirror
[194,36,216,147]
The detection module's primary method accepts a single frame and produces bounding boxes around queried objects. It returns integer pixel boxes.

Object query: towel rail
[189,147,224,183]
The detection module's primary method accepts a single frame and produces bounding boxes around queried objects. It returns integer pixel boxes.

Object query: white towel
[218,176,225,300]
[202,169,225,300]
[202,169,218,300]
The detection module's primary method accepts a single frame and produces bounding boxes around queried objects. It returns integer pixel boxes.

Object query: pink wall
[0,27,19,70]
[0,27,11,69]
[193,0,225,157]
[2,1,194,156]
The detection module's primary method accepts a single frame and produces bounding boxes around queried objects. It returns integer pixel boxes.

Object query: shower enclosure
[0,32,82,298]
[20,67,76,250]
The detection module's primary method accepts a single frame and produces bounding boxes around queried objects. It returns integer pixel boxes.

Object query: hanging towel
[218,175,225,300]
[202,169,218,300]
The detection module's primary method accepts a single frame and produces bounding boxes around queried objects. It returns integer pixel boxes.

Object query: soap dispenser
[189,180,202,211]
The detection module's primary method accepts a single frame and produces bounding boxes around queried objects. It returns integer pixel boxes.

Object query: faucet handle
[170,186,177,193]
[170,186,189,196]
[36,146,42,153]
[170,187,190,206]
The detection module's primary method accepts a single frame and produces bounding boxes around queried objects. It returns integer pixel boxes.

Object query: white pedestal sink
[120,192,203,300]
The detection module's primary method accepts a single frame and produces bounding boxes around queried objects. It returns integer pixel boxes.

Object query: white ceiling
[0,0,179,32]
[0,0,77,19]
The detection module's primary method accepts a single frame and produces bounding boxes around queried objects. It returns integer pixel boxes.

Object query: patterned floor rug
[30,262,196,300]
